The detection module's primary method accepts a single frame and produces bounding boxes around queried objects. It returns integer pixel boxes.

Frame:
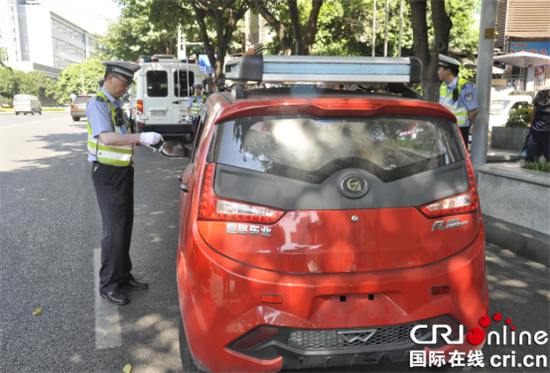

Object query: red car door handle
[180,183,189,192]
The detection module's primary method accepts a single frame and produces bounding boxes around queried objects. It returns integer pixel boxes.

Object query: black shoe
[100,291,129,305]
[119,279,148,290]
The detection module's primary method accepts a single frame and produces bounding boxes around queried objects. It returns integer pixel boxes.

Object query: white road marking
[94,248,122,349]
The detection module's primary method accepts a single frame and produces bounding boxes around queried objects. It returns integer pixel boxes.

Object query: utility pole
[384,0,389,57]
[398,0,403,57]
[471,0,498,166]
[372,0,376,57]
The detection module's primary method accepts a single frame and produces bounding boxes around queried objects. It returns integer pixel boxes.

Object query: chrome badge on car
[227,223,271,237]
[432,218,469,231]
[339,175,369,198]
[337,329,377,343]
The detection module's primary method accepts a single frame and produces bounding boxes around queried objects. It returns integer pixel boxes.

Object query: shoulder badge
[465,92,474,102]
[95,96,105,103]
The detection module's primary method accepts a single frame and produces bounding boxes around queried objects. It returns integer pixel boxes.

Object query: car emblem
[339,174,369,198]
[338,329,377,343]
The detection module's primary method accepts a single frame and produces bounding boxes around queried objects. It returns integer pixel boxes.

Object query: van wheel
[179,318,205,373]
[15,112,19,116]
[24,113,27,115]
[72,116,80,122]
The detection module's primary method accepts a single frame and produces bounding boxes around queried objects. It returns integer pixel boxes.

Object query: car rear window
[210,114,466,183]
[490,100,510,115]
[75,96,91,103]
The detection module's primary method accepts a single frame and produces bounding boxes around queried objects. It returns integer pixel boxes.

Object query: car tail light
[417,159,479,218]
[233,327,279,350]
[70,103,75,107]
[198,163,284,223]
[136,99,143,115]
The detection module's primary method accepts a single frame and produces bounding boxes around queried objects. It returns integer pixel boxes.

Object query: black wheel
[31,109,34,115]
[15,112,19,116]
[72,116,80,122]
[39,110,42,115]
[24,112,27,115]
[179,317,205,373]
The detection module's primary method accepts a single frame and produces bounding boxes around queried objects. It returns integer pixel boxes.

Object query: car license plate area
[150,110,167,116]
[78,105,86,109]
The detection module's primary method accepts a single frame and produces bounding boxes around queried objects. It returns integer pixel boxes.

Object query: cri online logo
[411,313,549,346]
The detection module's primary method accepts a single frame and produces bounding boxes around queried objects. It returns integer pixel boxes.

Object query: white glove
[140,132,164,146]
[185,116,191,121]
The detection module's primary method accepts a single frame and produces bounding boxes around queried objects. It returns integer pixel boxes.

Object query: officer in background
[87,61,163,305]
[437,54,479,145]
[185,82,207,121]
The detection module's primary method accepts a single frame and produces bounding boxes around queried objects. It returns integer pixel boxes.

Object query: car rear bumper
[177,231,489,373]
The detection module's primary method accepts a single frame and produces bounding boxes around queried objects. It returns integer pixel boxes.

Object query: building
[0,0,97,78]
[494,0,550,91]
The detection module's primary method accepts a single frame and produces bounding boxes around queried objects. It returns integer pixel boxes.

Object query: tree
[188,0,251,77]
[97,0,201,61]
[28,71,57,100]
[254,0,324,55]
[56,57,105,103]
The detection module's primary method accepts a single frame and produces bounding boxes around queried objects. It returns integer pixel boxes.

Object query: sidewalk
[475,148,550,267]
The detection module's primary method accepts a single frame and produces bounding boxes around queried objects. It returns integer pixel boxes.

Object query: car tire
[72,116,80,122]
[24,113,27,115]
[39,110,42,115]
[31,110,34,115]
[15,112,19,116]
[179,318,205,373]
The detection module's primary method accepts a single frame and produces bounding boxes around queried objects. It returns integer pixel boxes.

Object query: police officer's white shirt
[186,94,205,109]
[86,88,124,163]
[441,76,479,127]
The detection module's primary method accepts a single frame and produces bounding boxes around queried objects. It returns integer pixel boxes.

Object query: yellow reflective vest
[87,90,134,167]
[189,94,206,116]
[440,77,470,127]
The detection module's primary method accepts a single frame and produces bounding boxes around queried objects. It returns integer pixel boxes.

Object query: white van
[13,94,42,115]
[130,54,202,139]
[489,95,532,131]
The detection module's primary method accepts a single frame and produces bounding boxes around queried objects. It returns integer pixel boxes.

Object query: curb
[484,215,549,267]
[0,110,68,115]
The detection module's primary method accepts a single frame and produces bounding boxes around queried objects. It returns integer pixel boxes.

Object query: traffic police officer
[437,54,479,145]
[185,82,207,121]
[87,61,163,305]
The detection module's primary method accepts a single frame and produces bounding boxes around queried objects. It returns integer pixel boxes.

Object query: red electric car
[176,56,489,372]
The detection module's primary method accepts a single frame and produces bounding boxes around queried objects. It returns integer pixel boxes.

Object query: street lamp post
[81,60,91,95]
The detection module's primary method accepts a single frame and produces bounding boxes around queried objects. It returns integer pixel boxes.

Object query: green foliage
[522,158,550,173]
[97,0,201,61]
[264,0,478,59]
[56,57,105,103]
[505,106,532,128]
[0,67,55,101]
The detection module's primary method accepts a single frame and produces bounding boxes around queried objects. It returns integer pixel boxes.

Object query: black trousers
[525,127,550,162]
[459,126,470,146]
[91,162,134,293]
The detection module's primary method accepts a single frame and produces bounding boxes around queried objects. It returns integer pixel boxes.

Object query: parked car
[176,56,489,372]
[13,94,42,115]
[70,94,93,121]
[489,95,532,131]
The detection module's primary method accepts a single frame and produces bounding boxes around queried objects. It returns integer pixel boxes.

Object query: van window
[174,70,194,97]
[147,71,168,97]
[14,95,30,102]
[211,114,466,183]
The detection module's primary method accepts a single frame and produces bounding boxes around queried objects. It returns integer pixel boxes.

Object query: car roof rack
[225,55,422,85]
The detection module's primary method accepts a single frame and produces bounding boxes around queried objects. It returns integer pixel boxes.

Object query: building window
[52,37,85,60]
[54,56,75,69]
[51,19,85,44]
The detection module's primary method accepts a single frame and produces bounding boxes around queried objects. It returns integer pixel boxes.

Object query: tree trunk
[253,1,293,55]
[427,0,453,101]
[303,0,323,55]
[288,0,305,55]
